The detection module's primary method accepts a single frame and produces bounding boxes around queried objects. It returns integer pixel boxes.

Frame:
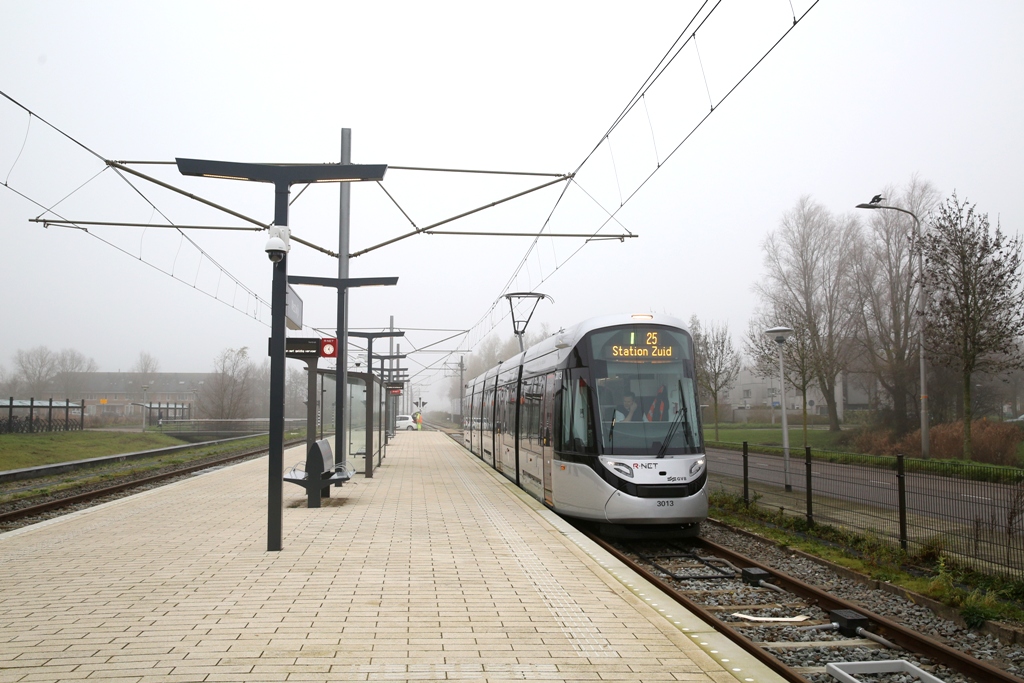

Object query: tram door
[464,382,475,451]
[497,371,518,480]
[482,381,495,466]
[543,372,556,506]
[517,373,546,499]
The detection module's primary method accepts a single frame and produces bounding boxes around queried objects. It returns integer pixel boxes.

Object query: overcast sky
[2,1,1022,408]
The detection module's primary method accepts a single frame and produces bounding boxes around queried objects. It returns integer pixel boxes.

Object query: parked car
[395,414,416,431]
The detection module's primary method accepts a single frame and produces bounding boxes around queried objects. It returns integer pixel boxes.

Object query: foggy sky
[2,1,1022,408]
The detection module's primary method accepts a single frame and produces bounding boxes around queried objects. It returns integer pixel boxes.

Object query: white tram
[462,313,707,536]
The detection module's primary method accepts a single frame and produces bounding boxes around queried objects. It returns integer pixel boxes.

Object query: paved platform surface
[0,431,783,683]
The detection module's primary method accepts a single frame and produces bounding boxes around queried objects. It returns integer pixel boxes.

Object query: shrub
[959,590,1003,628]
[833,421,1022,465]
[882,420,1023,464]
[851,428,898,456]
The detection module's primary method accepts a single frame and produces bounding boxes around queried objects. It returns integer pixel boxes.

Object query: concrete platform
[0,431,783,683]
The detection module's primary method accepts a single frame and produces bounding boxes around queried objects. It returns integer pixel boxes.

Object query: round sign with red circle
[320,338,338,357]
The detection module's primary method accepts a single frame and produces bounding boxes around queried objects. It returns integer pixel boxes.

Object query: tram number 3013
[656,500,675,507]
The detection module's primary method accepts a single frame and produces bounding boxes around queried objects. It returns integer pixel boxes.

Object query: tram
[462,313,707,536]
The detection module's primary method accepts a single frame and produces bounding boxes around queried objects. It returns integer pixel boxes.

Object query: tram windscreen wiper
[656,381,693,458]
[608,417,616,455]
[679,379,694,447]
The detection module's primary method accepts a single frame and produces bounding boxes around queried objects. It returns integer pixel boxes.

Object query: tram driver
[614,391,642,422]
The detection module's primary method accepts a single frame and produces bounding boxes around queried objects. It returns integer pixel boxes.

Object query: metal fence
[708,442,1024,581]
[1,398,85,434]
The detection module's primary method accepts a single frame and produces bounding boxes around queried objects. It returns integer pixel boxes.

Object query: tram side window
[560,372,595,453]
[483,387,495,432]
[521,376,542,447]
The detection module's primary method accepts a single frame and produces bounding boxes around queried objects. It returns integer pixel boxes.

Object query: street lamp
[857,196,929,459]
[177,157,386,552]
[765,326,793,492]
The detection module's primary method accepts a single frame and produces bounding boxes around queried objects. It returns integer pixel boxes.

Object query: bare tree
[0,364,17,397]
[13,346,58,398]
[756,196,861,431]
[131,351,160,377]
[920,194,1024,459]
[199,347,257,420]
[690,316,741,441]
[852,176,940,434]
[54,349,98,399]
[250,359,272,419]
[285,366,307,418]
[129,351,161,406]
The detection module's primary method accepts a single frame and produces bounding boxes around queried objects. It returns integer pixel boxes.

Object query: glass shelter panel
[348,376,367,456]
[372,379,384,462]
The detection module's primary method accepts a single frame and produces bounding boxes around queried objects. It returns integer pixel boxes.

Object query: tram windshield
[588,325,702,456]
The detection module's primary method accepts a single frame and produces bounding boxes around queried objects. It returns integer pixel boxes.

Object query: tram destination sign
[597,328,679,360]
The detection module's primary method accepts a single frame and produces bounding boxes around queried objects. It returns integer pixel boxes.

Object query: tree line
[694,178,1024,460]
[0,347,313,421]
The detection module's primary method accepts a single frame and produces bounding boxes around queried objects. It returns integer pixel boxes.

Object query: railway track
[0,438,305,529]
[587,529,1023,683]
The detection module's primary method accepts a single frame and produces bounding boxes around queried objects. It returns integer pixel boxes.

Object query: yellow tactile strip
[0,432,784,682]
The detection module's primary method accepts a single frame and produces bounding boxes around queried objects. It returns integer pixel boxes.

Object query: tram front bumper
[604,486,708,524]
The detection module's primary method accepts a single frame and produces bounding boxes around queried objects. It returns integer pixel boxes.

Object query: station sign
[285,284,303,331]
[273,337,317,359]
[272,337,340,360]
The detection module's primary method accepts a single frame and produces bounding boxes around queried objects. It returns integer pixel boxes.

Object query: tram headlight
[611,462,634,478]
[689,458,706,476]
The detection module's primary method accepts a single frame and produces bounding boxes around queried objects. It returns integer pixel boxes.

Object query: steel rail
[0,439,304,526]
[587,530,1023,683]
[584,530,807,683]
[695,537,1023,683]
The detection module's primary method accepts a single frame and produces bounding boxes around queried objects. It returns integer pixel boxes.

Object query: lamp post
[765,326,793,492]
[141,384,149,432]
[857,197,929,459]
[177,157,386,552]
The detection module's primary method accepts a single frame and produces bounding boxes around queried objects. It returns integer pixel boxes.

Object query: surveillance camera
[265,225,290,262]
[265,236,287,262]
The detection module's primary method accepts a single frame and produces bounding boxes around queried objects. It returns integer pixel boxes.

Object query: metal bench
[283,439,352,508]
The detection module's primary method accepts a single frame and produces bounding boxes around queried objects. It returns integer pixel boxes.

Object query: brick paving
[0,432,782,683]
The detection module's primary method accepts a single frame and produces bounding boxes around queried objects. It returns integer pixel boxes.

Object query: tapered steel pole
[913,212,930,459]
[267,184,291,552]
[337,129,351,471]
[778,343,791,492]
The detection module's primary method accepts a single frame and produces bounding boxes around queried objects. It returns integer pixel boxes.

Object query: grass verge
[0,431,304,505]
[0,431,189,470]
[709,488,1024,628]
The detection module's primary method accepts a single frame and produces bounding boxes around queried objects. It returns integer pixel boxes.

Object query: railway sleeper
[758,638,884,649]
[703,602,808,612]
